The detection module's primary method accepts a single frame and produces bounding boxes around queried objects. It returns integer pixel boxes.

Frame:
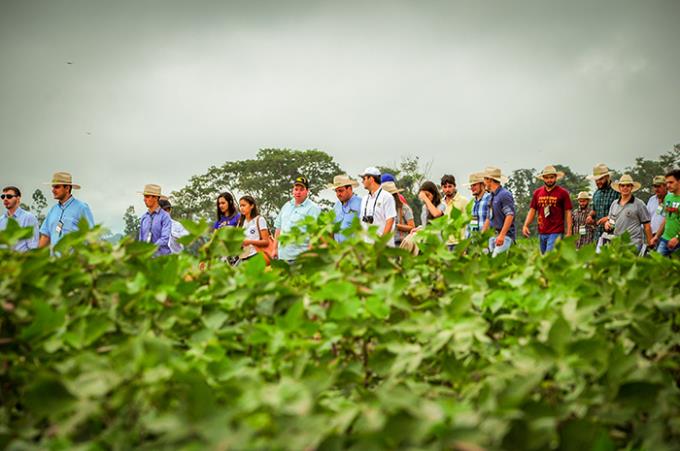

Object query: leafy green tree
[29,189,48,223]
[624,144,680,201]
[378,156,430,225]
[123,205,139,238]
[172,149,342,221]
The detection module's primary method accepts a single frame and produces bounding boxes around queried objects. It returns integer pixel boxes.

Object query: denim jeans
[488,236,513,257]
[657,238,679,257]
[539,233,562,254]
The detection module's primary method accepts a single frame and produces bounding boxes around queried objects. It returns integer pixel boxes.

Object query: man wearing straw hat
[463,172,490,238]
[482,167,516,257]
[330,174,362,243]
[38,172,95,249]
[138,184,172,256]
[587,163,620,239]
[646,175,668,237]
[522,165,573,254]
[603,174,652,251]
[572,191,596,249]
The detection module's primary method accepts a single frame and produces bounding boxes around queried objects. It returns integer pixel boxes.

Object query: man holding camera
[359,167,396,247]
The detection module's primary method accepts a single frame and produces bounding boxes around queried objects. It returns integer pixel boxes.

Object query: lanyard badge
[56,220,64,236]
[543,205,551,217]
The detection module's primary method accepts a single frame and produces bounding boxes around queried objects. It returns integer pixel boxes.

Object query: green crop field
[1,213,679,451]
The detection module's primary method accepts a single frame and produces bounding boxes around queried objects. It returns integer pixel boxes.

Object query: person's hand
[604,221,612,232]
[585,216,594,225]
[495,235,505,246]
[418,191,428,203]
[597,216,609,226]
[669,237,679,250]
[522,225,530,238]
[650,236,659,247]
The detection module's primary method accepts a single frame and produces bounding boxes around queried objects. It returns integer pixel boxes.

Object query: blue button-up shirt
[488,186,516,241]
[39,197,95,247]
[467,192,491,238]
[333,194,362,242]
[0,207,39,251]
[138,208,172,256]
[274,197,321,261]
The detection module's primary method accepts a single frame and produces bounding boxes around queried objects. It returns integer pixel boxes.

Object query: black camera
[362,215,374,224]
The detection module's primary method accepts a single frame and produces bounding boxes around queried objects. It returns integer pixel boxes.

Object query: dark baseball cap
[293,175,309,188]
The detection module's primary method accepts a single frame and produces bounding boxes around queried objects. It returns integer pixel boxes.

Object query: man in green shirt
[651,169,680,257]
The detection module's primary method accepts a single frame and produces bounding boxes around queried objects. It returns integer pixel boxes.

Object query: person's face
[470,182,483,196]
[595,176,609,189]
[618,184,633,196]
[653,183,667,197]
[543,175,557,188]
[293,184,308,203]
[666,176,679,194]
[578,199,589,209]
[483,177,493,190]
[2,190,20,210]
[218,197,229,214]
[420,190,434,202]
[362,175,372,189]
[335,185,353,203]
[441,183,455,197]
[51,184,69,201]
[239,199,253,217]
[144,195,159,209]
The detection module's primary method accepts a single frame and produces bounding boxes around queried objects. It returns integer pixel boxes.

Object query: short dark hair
[441,175,456,186]
[665,169,680,181]
[366,174,381,184]
[2,186,21,197]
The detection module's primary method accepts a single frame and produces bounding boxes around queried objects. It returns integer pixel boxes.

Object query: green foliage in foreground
[0,214,679,451]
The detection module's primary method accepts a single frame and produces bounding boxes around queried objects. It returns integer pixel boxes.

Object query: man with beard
[587,163,620,239]
[522,166,573,254]
[0,186,39,251]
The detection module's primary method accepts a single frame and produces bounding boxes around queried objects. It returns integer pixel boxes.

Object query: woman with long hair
[237,195,271,262]
[383,181,414,246]
[418,180,446,225]
[214,192,241,229]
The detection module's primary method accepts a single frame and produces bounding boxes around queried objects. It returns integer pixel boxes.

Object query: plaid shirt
[467,192,491,237]
[592,184,619,237]
[572,206,595,249]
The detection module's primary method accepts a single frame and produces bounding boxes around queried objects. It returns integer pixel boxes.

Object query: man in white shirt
[358,167,397,247]
[647,175,667,236]
[159,198,189,254]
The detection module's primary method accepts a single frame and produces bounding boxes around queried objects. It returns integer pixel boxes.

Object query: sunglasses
[1,194,17,200]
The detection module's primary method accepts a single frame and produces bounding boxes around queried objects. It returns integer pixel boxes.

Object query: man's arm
[273,229,281,258]
[38,234,50,249]
[522,208,536,237]
[643,223,653,246]
[155,215,172,249]
[651,217,666,245]
[496,215,514,246]
[383,217,395,237]
[565,209,573,236]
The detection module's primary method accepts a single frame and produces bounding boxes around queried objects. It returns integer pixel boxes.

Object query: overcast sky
[1,0,678,232]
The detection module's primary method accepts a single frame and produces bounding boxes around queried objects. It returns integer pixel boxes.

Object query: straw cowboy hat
[381,181,403,194]
[587,163,613,181]
[44,172,81,189]
[536,165,565,181]
[138,184,163,197]
[611,174,642,193]
[576,191,592,200]
[462,172,486,187]
[652,175,666,186]
[328,174,359,189]
[482,167,509,184]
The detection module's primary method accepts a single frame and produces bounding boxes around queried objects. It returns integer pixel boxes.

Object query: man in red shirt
[522,165,573,254]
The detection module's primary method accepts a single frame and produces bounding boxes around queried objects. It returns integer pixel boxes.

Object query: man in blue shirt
[482,167,516,257]
[138,184,172,256]
[330,174,362,243]
[273,176,321,262]
[0,186,39,251]
[39,172,95,249]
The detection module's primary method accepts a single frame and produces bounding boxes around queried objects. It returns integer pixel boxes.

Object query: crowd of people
[1,164,679,261]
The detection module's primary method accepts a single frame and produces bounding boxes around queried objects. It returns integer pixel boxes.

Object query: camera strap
[364,188,383,219]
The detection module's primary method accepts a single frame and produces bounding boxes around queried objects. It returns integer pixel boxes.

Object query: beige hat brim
[137,191,162,196]
[44,182,81,189]
[611,181,641,193]
[328,180,360,190]
[485,175,509,184]
[536,171,565,181]
[587,172,612,181]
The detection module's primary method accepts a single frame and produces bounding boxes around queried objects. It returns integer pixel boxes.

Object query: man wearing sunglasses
[0,186,39,251]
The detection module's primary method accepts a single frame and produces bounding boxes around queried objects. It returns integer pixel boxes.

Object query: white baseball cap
[359,166,381,177]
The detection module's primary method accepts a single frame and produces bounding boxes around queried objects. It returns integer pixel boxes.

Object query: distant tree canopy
[171,149,343,222]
